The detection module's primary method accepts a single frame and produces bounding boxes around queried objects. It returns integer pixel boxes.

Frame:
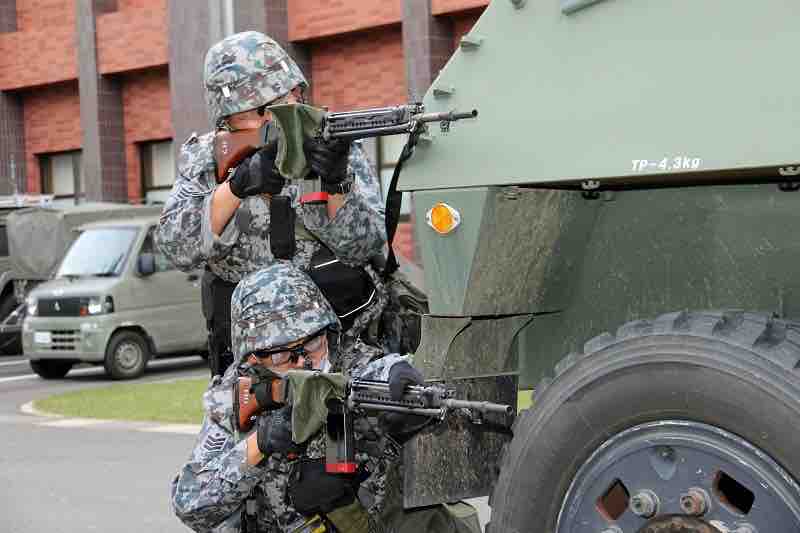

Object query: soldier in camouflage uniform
[171,264,479,533]
[156,31,387,375]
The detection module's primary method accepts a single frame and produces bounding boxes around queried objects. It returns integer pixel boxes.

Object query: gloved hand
[228,141,285,198]
[303,138,350,193]
[250,378,283,412]
[288,459,359,515]
[257,408,303,457]
[383,361,429,441]
[388,361,425,401]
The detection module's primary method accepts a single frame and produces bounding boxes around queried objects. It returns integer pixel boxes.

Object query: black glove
[251,378,283,412]
[288,459,359,515]
[383,362,428,441]
[256,408,303,457]
[228,141,285,198]
[303,138,350,193]
[388,361,424,401]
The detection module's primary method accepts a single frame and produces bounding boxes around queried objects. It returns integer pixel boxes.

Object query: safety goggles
[252,331,327,367]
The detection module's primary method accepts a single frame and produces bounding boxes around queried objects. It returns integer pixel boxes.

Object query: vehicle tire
[29,359,73,379]
[104,330,150,380]
[0,293,20,355]
[488,310,800,533]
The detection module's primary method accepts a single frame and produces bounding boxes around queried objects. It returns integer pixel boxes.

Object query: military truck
[0,194,56,353]
[398,1,800,532]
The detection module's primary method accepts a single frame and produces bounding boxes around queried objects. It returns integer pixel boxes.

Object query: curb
[19,400,201,434]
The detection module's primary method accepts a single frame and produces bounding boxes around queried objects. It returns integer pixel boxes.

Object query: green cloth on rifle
[285,369,348,443]
[267,103,327,181]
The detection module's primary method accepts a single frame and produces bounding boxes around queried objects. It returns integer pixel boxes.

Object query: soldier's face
[247,332,329,373]
[227,86,303,131]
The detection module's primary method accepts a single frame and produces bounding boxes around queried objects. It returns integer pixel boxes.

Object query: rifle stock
[233,374,287,432]
[214,129,264,183]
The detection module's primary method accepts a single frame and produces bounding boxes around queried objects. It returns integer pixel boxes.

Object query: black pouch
[270,195,296,260]
[308,248,375,332]
[288,459,357,515]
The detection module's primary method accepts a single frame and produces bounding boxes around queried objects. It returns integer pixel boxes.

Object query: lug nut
[629,490,659,518]
[679,487,711,516]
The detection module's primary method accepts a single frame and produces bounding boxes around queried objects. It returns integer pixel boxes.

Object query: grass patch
[35,378,208,424]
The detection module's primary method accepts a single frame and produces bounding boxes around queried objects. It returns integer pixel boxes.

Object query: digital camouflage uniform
[156,31,388,344]
[170,265,478,533]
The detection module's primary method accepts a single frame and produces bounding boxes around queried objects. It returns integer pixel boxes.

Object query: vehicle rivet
[510,0,527,8]
[629,490,659,518]
[679,487,711,516]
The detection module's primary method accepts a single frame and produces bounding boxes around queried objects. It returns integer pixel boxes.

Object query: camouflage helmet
[203,31,308,125]
[231,263,339,360]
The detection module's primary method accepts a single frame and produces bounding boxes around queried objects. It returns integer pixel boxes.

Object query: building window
[377,135,412,217]
[140,139,175,204]
[39,150,82,203]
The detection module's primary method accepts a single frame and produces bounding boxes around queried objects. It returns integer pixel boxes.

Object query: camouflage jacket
[170,343,408,533]
[156,132,386,285]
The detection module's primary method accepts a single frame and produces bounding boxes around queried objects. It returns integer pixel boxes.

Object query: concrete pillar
[0,0,21,194]
[77,0,127,202]
[402,0,454,101]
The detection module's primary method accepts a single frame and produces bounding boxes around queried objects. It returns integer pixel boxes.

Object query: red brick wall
[0,15,77,89]
[22,82,81,193]
[451,11,481,49]
[118,0,155,9]
[432,0,489,16]
[121,66,172,203]
[289,0,401,41]
[15,0,75,31]
[97,0,168,75]
[311,27,406,110]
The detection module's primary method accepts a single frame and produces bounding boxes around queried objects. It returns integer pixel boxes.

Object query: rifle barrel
[441,398,513,415]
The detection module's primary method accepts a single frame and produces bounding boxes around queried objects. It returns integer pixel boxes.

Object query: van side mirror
[137,253,156,277]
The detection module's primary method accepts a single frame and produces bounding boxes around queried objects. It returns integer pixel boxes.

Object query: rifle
[214,103,478,183]
[233,369,513,474]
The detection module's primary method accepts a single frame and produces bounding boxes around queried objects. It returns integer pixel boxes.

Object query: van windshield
[56,227,139,278]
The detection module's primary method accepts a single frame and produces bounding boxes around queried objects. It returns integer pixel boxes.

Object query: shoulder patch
[202,432,229,454]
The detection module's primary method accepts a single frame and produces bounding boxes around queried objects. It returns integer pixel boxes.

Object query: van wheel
[104,331,149,380]
[30,359,73,379]
[488,310,800,533]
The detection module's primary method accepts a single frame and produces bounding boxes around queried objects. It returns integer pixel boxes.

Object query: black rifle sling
[383,134,419,279]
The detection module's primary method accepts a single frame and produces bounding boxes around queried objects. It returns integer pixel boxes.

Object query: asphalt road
[0,354,491,532]
[0,354,208,533]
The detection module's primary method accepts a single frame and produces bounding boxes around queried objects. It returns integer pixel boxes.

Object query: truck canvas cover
[7,203,162,280]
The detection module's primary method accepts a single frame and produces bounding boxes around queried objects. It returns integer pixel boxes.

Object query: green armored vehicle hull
[401,1,800,531]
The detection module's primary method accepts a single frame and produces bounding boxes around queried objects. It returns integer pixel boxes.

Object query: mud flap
[402,373,517,508]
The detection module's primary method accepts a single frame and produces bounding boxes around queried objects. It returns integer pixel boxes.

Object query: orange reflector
[426,202,461,235]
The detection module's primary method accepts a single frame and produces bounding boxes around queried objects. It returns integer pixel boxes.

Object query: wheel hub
[556,420,800,533]
[116,341,142,370]
[637,515,718,533]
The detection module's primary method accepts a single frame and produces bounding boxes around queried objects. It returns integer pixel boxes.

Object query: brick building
[0,0,487,260]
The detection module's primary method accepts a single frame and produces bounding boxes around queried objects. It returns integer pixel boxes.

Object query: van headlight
[26,296,37,317]
[83,296,114,315]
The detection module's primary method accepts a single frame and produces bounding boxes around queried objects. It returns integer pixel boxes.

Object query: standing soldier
[157,31,387,376]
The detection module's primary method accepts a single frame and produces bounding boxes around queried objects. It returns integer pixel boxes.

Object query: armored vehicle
[399,1,800,532]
